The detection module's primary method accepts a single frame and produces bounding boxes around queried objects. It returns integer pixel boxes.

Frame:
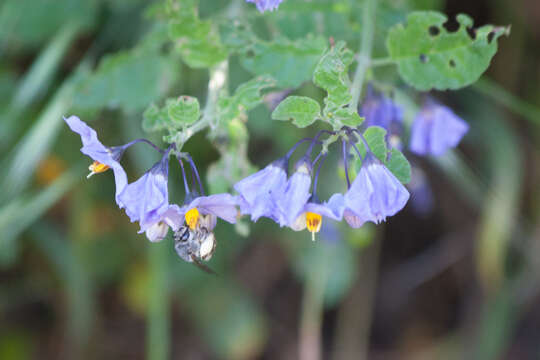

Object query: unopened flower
[246,0,283,12]
[344,155,409,227]
[64,115,127,203]
[409,101,469,156]
[234,158,288,222]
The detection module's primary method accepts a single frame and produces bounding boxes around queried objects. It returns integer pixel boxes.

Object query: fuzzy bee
[174,224,217,274]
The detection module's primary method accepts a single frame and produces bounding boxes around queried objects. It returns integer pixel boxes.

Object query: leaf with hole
[386,11,509,90]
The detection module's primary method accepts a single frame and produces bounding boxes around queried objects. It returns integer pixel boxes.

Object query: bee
[174,224,217,274]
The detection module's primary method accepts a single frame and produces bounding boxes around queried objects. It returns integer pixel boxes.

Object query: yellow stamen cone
[87,161,110,178]
[305,212,322,241]
[185,207,200,230]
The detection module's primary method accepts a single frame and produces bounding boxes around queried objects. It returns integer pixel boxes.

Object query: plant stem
[299,270,327,360]
[175,60,228,150]
[370,57,394,67]
[473,78,540,127]
[147,241,170,360]
[349,0,378,111]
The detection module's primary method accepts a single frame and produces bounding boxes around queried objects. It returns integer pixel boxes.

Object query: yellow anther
[87,161,110,178]
[185,207,200,230]
[305,212,322,241]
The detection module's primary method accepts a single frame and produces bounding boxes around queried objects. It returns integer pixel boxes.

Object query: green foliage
[0,0,97,48]
[313,41,364,128]
[355,126,411,184]
[241,36,327,88]
[217,75,276,123]
[168,3,227,68]
[271,96,321,128]
[387,11,509,90]
[363,126,388,162]
[142,103,169,133]
[386,148,411,184]
[168,96,201,126]
[73,49,178,112]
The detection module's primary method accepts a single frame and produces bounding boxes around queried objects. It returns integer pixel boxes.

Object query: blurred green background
[1,0,540,359]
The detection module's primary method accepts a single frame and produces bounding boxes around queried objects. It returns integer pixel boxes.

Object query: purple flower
[64,115,127,204]
[234,158,288,222]
[361,89,404,149]
[343,156,409,227]
[246,0,283,12]
[118,154,169,224]
[272,158,312,227]
[409,102,469,156]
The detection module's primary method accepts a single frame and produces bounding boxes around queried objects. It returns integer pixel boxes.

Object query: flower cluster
[64,116,237,263]
[235,129,410,240]
[66,87,469,261]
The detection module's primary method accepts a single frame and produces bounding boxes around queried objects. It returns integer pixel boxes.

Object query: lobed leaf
[387,11,509,90]
[271,96,321,128]
[167,96,200,126]
[217,75,276,123]
[168,6,227,68]
[363,126,388,162]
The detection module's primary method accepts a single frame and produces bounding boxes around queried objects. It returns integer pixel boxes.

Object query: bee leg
[190,254,217,275]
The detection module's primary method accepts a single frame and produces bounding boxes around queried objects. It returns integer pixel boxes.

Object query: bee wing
[190,254,217,275]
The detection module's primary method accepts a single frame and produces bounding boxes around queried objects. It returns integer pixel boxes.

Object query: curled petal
[64,115,127,202]
[304,193,345,221]
[188,193,239,224]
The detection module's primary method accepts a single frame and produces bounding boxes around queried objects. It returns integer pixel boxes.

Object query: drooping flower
[272,156,312,227]
[246,0,283,12]
[409,101,469,156]
[343,155,409,227]
[234,158,288,222]
[360,88,404,149]
[117,152,185,242]
[290,194,345,240]
[64,115,127,203]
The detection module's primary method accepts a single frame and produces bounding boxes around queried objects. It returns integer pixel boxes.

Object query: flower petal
[64,115,128,202]
[189,193,239,224]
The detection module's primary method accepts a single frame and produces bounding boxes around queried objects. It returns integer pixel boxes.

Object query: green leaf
[330,108,364,127]
[167,96,200,126]
[168,6,227,68]
[217,75,276,123]
[387,11,509,90]
[73,50,178,112]
[241,36,327,88]
[312,41,363,128]
[142,103,168,132]
[271,96,321,128]
[363,126,388,162]
[386,148,411,183]
[313,41,354,110]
